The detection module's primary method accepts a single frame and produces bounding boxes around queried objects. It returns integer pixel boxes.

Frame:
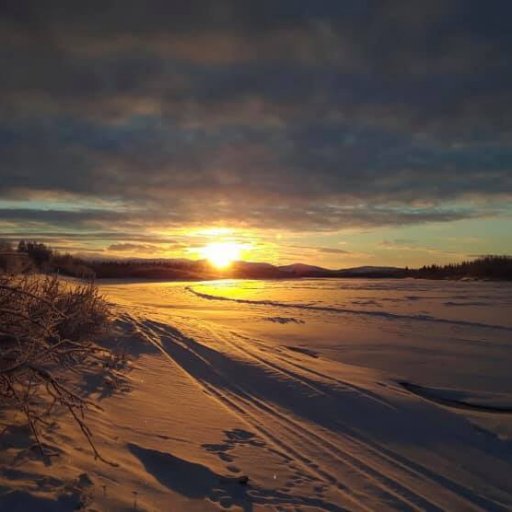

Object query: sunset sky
[1,1,511,268]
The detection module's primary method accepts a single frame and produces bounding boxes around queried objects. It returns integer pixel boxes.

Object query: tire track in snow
[124,314,360,511]
[191,325,478,512]
[140,317,463,511]
[127,312,509,512]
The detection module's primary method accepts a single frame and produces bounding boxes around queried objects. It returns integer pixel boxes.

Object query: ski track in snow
[119,303,512,512]
[3,278,512,511]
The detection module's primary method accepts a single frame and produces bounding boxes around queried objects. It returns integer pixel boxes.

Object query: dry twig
[0,274,111,460]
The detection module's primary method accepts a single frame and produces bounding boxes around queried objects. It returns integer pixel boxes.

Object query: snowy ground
[2,278,512,511]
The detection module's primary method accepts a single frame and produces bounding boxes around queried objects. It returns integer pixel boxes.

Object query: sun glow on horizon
[200,241,243,269]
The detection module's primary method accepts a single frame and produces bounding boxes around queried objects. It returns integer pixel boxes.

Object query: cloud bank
[0,0,511,254]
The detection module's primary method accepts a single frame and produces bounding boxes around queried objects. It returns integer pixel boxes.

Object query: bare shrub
[0,274,111,461]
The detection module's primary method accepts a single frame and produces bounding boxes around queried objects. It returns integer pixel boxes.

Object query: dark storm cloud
[0,0,511,235]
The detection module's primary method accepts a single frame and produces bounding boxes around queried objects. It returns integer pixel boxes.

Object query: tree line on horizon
[0,240,94,278]
[1,239,511,280]
[405,255,512,281]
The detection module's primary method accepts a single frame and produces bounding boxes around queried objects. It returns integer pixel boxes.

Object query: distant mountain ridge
[277,263,404,278]
[89,257,406,280]
[5,240,511,280]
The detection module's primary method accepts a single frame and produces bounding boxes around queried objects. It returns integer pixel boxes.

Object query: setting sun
[200,242,242,269]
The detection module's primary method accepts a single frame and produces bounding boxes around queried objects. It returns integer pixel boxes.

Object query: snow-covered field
[2,278,512,511]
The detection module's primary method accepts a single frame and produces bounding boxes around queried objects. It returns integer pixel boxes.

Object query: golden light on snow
[200,241,242,269]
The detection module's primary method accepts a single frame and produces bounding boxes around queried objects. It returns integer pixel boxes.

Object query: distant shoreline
[3,242,511,281]
[94,275,512,284]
